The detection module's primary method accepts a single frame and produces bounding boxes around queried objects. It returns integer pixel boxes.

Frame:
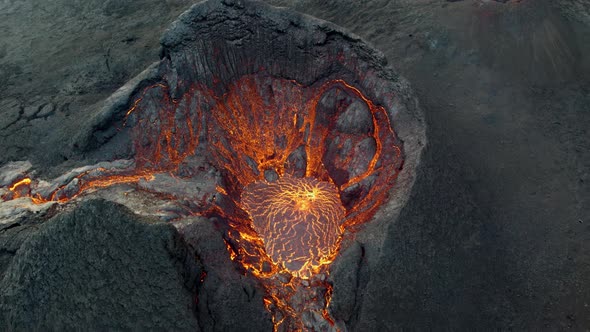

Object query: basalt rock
[0,199,201,330]
[178,217,274,332]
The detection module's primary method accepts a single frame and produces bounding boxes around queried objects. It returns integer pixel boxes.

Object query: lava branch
[1,166,157,204]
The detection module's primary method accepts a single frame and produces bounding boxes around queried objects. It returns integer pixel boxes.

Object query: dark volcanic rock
[286,146,307,177]
[0,161,31,187]
[0,199,201,331]
[349,137,377,177]
[328,241,364,324]
[2,0,589,330]
[336,100,373,135]
[178,217,273,332]
[0,219,41,280]
[0,0,197,177]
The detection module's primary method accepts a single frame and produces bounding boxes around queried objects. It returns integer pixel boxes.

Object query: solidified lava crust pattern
[2,74,404,331]
[242,175,345,279]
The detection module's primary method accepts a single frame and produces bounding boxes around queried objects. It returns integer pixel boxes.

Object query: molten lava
[9,178,31,192]
[241,175,345,279]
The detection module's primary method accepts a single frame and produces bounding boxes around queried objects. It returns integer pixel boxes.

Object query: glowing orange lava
[241,175,345,279]
[9,178,31,192]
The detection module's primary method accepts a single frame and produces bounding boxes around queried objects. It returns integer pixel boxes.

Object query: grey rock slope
[179,217,273,332]
[0,0,196,177]
[0,199,201,331]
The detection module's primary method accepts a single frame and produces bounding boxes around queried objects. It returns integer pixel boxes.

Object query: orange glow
[241,175,344,279]
[215,185,228,196]
[3,177,33,201]
[9,178,31,191]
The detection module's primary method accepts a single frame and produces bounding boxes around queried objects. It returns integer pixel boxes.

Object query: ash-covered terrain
[1,0,589,331]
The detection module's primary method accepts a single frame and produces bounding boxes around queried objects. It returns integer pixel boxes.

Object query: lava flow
[1,73,403,331]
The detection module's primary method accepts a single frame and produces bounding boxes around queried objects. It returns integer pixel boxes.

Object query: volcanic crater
[0,0,425,331]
